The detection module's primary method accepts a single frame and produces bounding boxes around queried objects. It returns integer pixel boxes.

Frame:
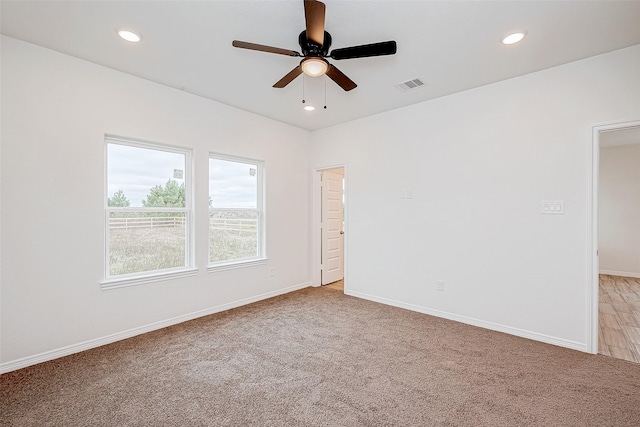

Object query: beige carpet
[2,286,640,426]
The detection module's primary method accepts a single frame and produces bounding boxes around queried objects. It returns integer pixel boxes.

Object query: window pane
[209,210,258,263]
[209,158,257,209]
[108,144,186,208]
[109,212,186,276]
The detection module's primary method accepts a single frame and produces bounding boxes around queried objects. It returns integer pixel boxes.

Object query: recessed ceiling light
[502,31,526,45]
[117,29,142,43]
[304,105,315,111]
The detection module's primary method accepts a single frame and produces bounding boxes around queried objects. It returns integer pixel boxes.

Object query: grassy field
[109,227,186,276]
[209,210,258,263]
[109,221,258,276]
[209,228,257,263]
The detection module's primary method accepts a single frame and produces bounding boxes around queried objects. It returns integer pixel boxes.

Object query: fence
[109,216,257,232]
[109,216,185,230]
[209,218,257,233]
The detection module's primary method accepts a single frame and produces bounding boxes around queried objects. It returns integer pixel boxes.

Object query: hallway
[598,274,640,363]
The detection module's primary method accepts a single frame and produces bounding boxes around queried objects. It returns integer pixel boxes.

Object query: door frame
[588,119,640,354]
[311,164,347,288]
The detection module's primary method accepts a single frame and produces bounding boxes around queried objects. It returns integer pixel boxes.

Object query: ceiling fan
[232,0,397,92]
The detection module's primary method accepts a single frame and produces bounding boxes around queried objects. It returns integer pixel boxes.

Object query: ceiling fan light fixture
[301,57,329,77]
[502,31,526,45]
[117,29,142,43]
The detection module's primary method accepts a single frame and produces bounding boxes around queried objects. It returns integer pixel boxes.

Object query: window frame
[102,136,196,289]
[208,152,267,272]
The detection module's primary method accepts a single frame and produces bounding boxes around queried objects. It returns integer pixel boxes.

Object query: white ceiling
[2,1,640,131]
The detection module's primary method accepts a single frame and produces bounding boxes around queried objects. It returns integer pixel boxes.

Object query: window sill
[208,257,268,273]
[100,268,199,290]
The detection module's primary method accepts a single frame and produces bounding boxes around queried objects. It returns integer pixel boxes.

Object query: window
[209,154,265,268]
[104,136,193,285]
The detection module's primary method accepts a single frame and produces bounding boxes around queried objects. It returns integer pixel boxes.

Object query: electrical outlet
[436,280,444,291]
[269,267,276,277]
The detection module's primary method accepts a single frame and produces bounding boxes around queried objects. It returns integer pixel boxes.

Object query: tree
[142,179,185,207]
[108,189,130,207]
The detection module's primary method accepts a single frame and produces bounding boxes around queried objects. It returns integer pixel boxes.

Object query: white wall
[3,34,640,372]
[599,143,640,277]
[311,44,640,351]
[0,36,311,370]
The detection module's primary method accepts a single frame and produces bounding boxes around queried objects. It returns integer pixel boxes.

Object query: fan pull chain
[324,75,327,109]
[302,74,306,104]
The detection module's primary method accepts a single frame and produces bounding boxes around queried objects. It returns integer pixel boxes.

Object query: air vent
[395,78,425,92]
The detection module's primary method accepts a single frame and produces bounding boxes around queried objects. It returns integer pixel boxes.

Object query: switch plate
[541,201,564,215]
[436,280,444,291]
[269,267,276,276]
[400,189,413,199]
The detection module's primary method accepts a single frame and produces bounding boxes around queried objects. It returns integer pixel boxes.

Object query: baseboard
[599,269,640,279]
[345,290,587,353]
[1,282,311,374]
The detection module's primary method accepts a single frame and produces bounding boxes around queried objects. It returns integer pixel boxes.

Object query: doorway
[312,166,346,290]
[591,121,640,362]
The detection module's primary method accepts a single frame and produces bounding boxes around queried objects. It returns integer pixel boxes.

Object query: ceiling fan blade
[330,41,397,60]
[273,66,303,88]
[325,64,357,91]
[304,0,326,46]
[232,40,300,57]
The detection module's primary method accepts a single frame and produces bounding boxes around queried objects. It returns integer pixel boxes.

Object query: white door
[321,171,344,285]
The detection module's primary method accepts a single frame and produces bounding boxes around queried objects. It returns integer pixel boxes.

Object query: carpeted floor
[2,286,640,426]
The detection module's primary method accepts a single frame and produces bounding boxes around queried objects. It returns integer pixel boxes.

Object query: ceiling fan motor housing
[299,30,332,57]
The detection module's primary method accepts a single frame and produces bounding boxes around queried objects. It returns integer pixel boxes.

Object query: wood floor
[324,278,344,291]
[598,274,640,363]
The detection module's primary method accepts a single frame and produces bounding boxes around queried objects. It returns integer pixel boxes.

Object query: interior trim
[346,289,587,353]
[1,281,311,374]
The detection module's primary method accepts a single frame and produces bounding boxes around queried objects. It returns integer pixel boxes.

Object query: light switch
[541,201,564,215]
[400,189,413,199]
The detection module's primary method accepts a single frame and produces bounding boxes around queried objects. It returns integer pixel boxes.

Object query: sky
[107,144,257,208]
[209,158,257,209]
